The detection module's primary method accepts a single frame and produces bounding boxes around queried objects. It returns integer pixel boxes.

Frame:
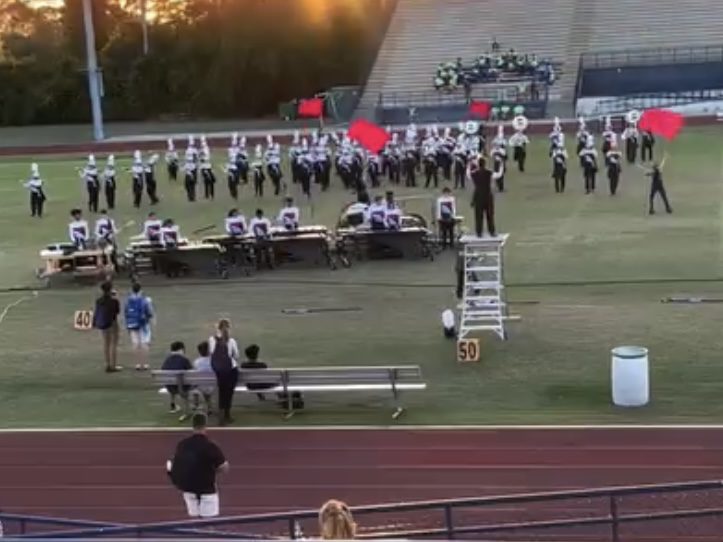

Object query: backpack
[125,295,150,330]
[211,338,233,372]
[93,297,113,330]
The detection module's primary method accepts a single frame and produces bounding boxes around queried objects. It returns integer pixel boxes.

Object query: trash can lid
[612,346,648,359]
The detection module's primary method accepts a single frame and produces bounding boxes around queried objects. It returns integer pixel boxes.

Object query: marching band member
[549,116,565,154]
[453,140,468,189]
[316,134,332,191]
[160,218,180,249]
[236,136,249,183]
[289,131,301,185]
[509,125,529,173]
[81,154,100,213]
[491,144,507,192]
[225,146,239,201]
[579,139,598,194]
[182,155,197,202]
[23,163,46,218]
[402,139,418,188]
[265,135,283,196]
[469,155,496,238]
[551,145,568,193]
[103,155,116,210]
[200,148,216,200]
[185,134,198,165]
[131,150,145,208]
[225,208,247,236]
[622,122,640,164]
[646,156,672,214]
[385,191,402,230]
[576,117,591,161]
[462,121,482,157]
[368,194,388,231]
[387,133,401,184]
[278,197,300,231]
[367,150,381,188]
[165,138,179,181]
[601,117,617,155]
[144,154,160,205]
[422,135,438,189]
[68,208,89,249]
[143,211,162,243]
[252,144,265,197]
[436,187,457,249]
[249,208,273,269]
[94,209,117,244]
[606,142,623,196]
[491,124,508,152]
[641,130,655,162]
[298,138,313,197]
[438,127,455,181]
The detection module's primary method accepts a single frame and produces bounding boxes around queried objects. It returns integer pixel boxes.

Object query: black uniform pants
[404,163,416,187]
[87,184,99,213]
[424,162,438,188]
[168,163,178,181]
[204,179,215,199]
[474,199,496,237]
[300,174,311,197]
[146,181,159,204]
[214,368,239,419]
[438,219,455,248]
[105,183,116,210]
[554,170,566,193]
[30,192,44,217]
[228,177,239,200]
[514,147,526,172]
[649,182,672,213]
[454,162,466,189]
[626,141,637,163]
[642,143,654,162]
[184,176,196,202]
[608,170,620,195]
[584,170,596,193]
[254,171,264,197]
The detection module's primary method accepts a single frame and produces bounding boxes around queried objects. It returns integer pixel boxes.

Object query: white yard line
[0,291,38,326]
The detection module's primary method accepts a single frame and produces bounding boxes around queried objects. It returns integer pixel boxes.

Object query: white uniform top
[510,132,529,148]
[143,219,163,241]
[225,216,247,236]
[185,147,197,163]
[249,217,272,238]
[83,166,99,183]
[622,127,639,141]
[603,130,618,146]
[132,164,144,177]
[278,206,300,230]
[436,195,457,221]
[160,225,180,248]
[69,220,89,244]
[385,205,403,230]
[24,178,43,194]
[94,217,116,240]
[166,150,178,163]
[183,161,196,175]
[368,203,387,228]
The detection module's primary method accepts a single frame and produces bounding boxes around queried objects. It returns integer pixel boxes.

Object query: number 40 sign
[457,338,480,363]
[74,310,94,331]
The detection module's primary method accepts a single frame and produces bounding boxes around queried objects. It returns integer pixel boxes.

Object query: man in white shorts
[124,283,154,370]
[167,413,229,518]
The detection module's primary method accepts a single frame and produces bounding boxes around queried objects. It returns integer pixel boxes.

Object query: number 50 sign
[457,338,480,363]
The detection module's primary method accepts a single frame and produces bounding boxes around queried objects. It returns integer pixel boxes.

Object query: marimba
[124,238,226,279]
[336,226,434,261]
[39,243,115,282]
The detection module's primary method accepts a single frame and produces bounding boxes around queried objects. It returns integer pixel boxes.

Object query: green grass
[1,127,723,428]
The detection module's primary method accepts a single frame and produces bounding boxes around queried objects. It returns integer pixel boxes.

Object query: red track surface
[1,428,723,539]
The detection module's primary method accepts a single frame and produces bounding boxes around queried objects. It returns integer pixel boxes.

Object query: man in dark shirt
[168,413,228,518]
[470,156,496,237]
[93,281,121,373]
[240,344,272,400]
[162,341,193,419]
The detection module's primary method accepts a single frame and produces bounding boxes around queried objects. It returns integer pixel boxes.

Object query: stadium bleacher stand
[356,0,723,118]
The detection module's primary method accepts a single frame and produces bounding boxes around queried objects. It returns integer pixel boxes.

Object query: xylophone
[38,242,115,282]
[335,226,435,261]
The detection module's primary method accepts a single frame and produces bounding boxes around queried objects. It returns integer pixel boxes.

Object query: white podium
[611,346,649,407]
[457,234,509,340]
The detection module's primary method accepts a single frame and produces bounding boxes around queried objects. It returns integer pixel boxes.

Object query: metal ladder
[458,234,509,340]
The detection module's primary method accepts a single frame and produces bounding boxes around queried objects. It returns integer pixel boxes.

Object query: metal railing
[589,89,723,116]
[379,82,549,109]
[4,480,723,540]
[580,43,723,70]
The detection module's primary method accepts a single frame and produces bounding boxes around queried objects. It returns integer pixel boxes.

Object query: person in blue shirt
[124,282,154,371]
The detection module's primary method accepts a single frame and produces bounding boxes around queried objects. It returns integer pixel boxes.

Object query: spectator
[208,319,240,426]
[240,343,274,401]
[319,499,356,540]
[167,413,229,518]
[162,341,193,420]
[193,341,215,413]
[93,281,121,373]
[124,282,154,371]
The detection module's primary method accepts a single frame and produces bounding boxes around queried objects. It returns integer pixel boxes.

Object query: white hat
[444,127,451,137]
[167,138,175,151]
[497,124,504,138]
[266,134,273,146]
[465,121,479,135]
[134,150,142,162]
[255,144,263,157]
[148,153,159,165]
[107,155,115,166]
[605,116,612,130]
[200,135,208,146]
[240,136,246,147]
[293,130,300,145]
[301,137,308,149]
[88,154,96,166]
[188,134,195,146]
[31,163,39,177]
[231,132,239,146]
[578,116,586,130]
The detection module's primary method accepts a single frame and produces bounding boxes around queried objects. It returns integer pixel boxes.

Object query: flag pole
[82,0,104,141]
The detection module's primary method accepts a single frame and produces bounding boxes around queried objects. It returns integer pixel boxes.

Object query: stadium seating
[356,0,723,117]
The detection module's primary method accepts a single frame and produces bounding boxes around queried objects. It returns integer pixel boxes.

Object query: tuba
[626,109,641,125]
[512,115,529,132]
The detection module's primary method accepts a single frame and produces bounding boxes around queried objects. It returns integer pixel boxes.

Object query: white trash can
[611,346,649,407]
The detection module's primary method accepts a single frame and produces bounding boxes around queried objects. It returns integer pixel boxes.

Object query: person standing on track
[167,413,229,518]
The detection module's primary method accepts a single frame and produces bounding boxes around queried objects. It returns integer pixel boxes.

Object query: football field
[1,126,723,428]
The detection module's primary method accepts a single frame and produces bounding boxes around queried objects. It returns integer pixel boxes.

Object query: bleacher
[356,0,723,118]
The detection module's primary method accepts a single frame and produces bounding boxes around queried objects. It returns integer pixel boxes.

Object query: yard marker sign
[457,338,480,363]
[74,310,94,331]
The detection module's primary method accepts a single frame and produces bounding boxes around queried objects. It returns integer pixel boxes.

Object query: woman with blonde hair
[319,499,356,540]
[208,318,240,425]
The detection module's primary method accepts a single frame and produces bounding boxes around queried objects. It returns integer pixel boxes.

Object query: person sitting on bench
[162,341,193,421]
[193,341,215,413]
[240,344,274,401]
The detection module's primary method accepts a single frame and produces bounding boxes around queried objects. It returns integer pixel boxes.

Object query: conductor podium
[457,234,509,340]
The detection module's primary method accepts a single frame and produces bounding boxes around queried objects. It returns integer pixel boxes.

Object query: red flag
[297,98,324,118]
[639,109,684,140]
[469,100,492,119]
[348,119,390,154]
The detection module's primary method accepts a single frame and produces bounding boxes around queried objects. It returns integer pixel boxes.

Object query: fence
[3,480,723,540]
[587,90,723,116]
[580,44,723,70]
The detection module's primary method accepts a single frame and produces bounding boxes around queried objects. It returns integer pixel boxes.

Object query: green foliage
[0,0,396,125]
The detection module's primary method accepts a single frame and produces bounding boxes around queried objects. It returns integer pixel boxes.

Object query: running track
[2,428,723,539]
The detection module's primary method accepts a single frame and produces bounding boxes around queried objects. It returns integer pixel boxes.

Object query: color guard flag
[297,98,324,118]
[348,119,391,154]
[469,100,492,120]
[639,109,684,141]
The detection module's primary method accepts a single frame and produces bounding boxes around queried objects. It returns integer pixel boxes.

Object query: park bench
[152,365,427,419]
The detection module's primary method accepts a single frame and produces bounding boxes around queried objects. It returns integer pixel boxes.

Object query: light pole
[82,0,105,141]
[141,0,149,55]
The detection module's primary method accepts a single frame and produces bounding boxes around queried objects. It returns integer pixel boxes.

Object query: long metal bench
[152,365,427,419]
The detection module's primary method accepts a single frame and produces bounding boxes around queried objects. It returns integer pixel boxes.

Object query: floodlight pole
[141,0,149,55]
[82,0,105,141]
